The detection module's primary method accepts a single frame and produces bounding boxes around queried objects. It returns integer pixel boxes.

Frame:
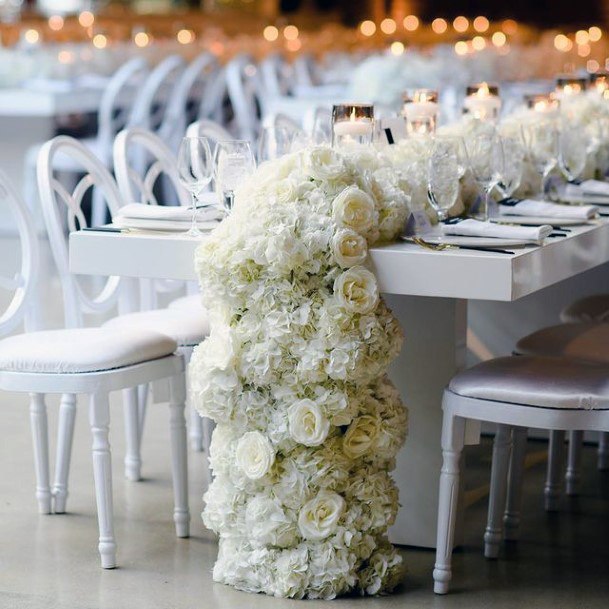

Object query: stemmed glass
[495,136,525,199]
[427,136,461,222]
[177,136,213,237]
[257,126,293,163]
[558,125,588,183]
[520,121,558,200]
[214,140,256,214]
[464,131,504,221]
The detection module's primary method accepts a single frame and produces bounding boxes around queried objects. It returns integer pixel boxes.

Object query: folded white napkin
[22,78,74,93]
[499,199,598,220]
[580,180,609,196]
[113,202,223,231]
[442,219,552,244]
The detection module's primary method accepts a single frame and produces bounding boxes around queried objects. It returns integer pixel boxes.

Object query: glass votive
[403,89,439,135]
[331,103,374,147]
[463,82,501,121]
[524,93,560,113]
[555,75,587,97]
[590,71,609,95]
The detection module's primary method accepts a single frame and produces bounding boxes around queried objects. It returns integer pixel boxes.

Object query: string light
[283,25,299,40]
[390,41,405,55]
[431,18,448,34]
[473,16,490,33]
[360,20,376,37]
[78,11,94,28]
[589,26,602,42]
[380,18,397,35]
[263,25,279,41]
[554,34,573,52]
[403,15,419,31]
[492,32,507,47]
[453,16,469,33]
[575,29,589,45]
[48,15,64,31]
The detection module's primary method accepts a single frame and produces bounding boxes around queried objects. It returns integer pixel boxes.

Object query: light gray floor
[1,389,608,608]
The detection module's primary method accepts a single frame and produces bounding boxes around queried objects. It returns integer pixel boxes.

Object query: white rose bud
[288,399,330,447]
[343,415,380,459]
[298,491,345,540]
[235,431,275,480]
[334,266,379,314]
[332,186,377,235]
[331,229,368,268]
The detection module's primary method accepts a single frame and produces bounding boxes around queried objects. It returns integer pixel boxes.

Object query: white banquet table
[69,220,609,547]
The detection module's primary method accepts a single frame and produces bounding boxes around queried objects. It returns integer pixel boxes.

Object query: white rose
[343,415,380,459]
[298,491,345,540]
[288,399,330,447]
[334,266,379,314]
[235,431,275,480]
[331,229,368,268]
[306,146,347,181]
[332,186,377,235]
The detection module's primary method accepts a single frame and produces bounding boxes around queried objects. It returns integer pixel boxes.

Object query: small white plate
[495,216,592,226]
[409,235,534,248]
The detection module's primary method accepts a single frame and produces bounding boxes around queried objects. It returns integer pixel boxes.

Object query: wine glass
[427,136,461,223]
[177,136,213,237]
[214,140,256,214]
[520,121,558,200]
[257,126,293,163]
[558,125,588,183]
[434,135,468,179]
[495,136,525,199]
[464,131,504,221]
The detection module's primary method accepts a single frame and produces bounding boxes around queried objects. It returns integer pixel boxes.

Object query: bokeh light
[380,18,397,35]
[403,15,419,31]
[492,32,507,47]
[283,25,299,41]
[360,20,376,37]
[431,18,448,34]
[453,16,469,33]
[263,25,279,41]
[78,11,94,28]
[473,16,490,33]
[390,41,405,55]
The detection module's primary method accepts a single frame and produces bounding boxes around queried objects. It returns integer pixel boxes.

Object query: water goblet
[520,121,558,200]
[214,140,256,214]
[427,136,461,223]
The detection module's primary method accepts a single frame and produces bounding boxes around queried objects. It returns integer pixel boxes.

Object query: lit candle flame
[476,82,490,97]
[350,107,356,122]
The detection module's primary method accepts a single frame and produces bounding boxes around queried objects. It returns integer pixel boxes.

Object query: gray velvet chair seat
[514,322,609,364]
[449,356,609,410]
[561,294,609,323]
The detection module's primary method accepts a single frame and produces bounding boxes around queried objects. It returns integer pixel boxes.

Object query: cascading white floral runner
[189,145,410,599]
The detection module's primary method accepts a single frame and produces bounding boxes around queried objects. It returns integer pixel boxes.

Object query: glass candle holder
[590,71,609,96]
[525,93,560,113]
[463,82,501,121]
[555,76,587,97]
[403,89,439,135]
[331,104,374,147]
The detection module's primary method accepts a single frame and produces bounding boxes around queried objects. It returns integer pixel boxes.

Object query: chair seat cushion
[103,308,209,347]
[561,294,609,323]
[449,356,609,410]
[168,295,204,312]
[0,328,177,374]
[515,322,609,364]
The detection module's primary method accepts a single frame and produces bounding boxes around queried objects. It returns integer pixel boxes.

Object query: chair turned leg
[52,393,77,513]
[89,392,116,569]
[484,425,513,558]
[122,387,142,481]
[598,432,609,471]
[29,393,51,514]
[202,417,215,490]
[169,372,190,538]
[566,430,583,496]
[433,414,466,595]
[189,406,204,452]
[137,383,149,446]
[503,427,527,541]
[545,430,565,511]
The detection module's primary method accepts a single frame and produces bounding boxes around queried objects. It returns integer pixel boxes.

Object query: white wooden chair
[113,128,212,457]
[433,355,609,594]
[186,118,232,149]
[158,52,220,153]
[24,58,150,228]
[0,163,190,569]
[225,54,261,143]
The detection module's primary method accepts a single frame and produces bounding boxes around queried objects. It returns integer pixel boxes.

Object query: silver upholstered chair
[433,355,609,594]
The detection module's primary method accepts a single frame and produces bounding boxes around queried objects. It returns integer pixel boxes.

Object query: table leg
[384,295,468,548]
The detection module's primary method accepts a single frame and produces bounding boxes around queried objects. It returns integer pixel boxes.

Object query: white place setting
[2,4,609,609]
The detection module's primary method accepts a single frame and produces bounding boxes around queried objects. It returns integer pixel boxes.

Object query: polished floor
[1,388,608,609]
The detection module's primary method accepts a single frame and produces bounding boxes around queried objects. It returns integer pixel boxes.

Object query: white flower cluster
[190,145,409,599]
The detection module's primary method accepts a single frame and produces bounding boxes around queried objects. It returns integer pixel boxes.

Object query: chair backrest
[128,55,186,133]
[225,54,260,143]
[198,66,227,124]
[259,53,288,99]
[0,170,39,335]
[159,52,220,151]
[273,112,304,136]
[37,136,125,328]
[186,119,232,151]
[293,53,317,88]
[113,127,189,207]
[97,58,149,164]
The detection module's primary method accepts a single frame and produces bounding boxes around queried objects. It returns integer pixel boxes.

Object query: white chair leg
[545,430,565,511]
[29,393,51,514]
[566,430,583,496]
[122,387,141,481]
[503,427,527,541]
[433,413,466,595]
[169,372,190,538]
[190,406,204,452]
[202,416,214,490]
[598,432,609,471]
[137,383,149,446]
[52,393,77,513]
[89,392,116,569]
[484,424,513,558]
